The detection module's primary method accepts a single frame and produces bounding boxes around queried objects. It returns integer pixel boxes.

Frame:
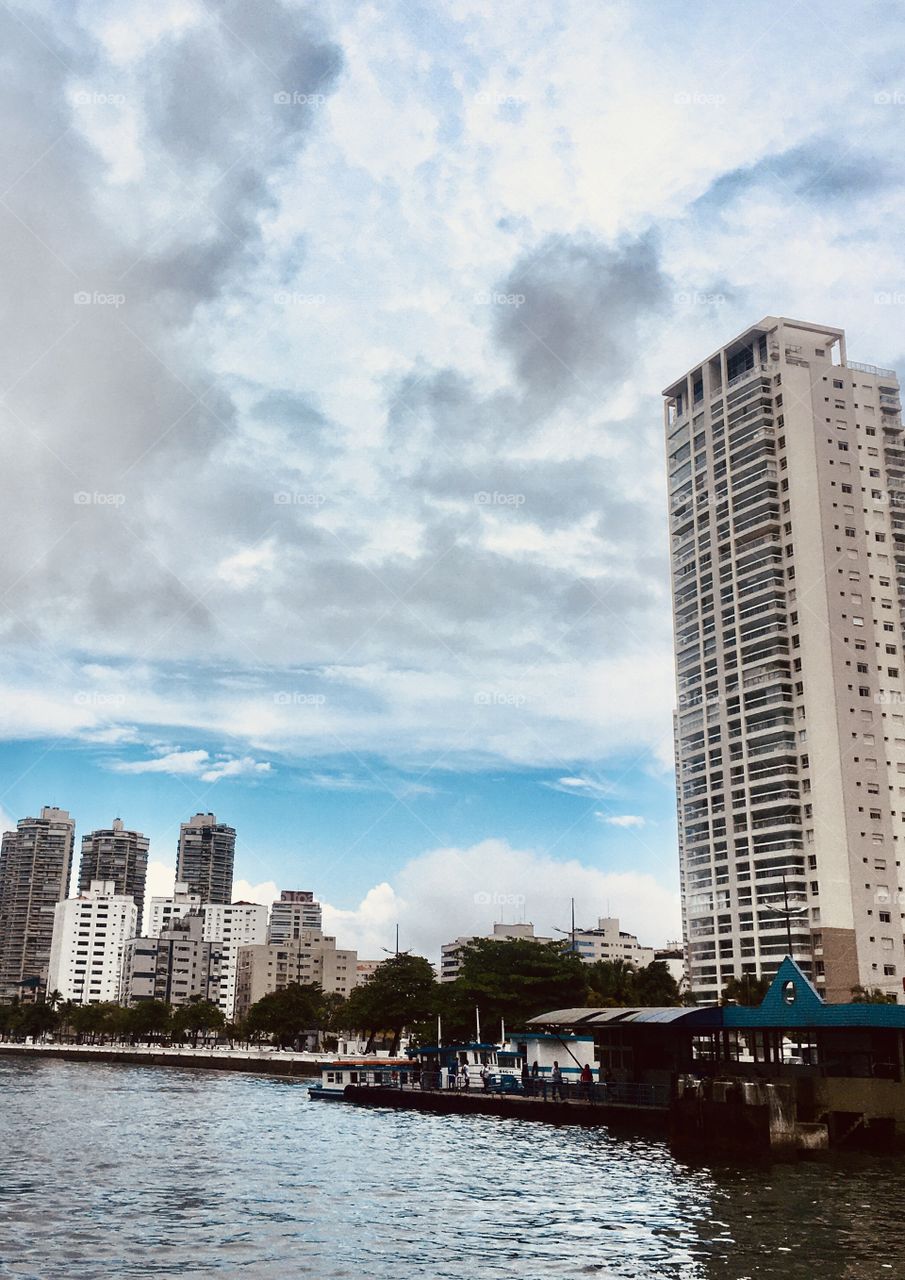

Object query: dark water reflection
[1,1059,902,1279]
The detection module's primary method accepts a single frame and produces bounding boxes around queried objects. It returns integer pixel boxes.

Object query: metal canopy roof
[528,960,905,1034]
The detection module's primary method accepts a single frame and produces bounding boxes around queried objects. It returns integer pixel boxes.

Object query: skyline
[3,1,905,964]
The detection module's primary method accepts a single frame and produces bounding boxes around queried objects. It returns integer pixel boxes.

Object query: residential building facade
[569,917,655,968]
[47,880,137,1004]
[440,922,554,982]
[120,912,222,1007]
[176,812,235,905]
[148,882,202,937]
[202,901,269,1019]
[664,316,905,1003]
[0,806,75,999]
[267,890,323,943]
[233,930,357,1020]
[77,819,149,926]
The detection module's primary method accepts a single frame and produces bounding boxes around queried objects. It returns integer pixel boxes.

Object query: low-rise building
[440,922,554,982]
[121,911,221,1007]
[202,901,269,1020]
[47,880,137,1004]
[570,917,655,968]
[655,942,688,993]
[233,929,357,1020]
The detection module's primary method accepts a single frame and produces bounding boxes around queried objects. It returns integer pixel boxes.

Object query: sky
[2,0,905,960]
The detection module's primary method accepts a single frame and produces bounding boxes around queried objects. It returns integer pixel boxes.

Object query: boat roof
[326,1058,412,1068]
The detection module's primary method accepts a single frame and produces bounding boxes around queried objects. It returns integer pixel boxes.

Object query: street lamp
[554,898,577,951]
[760,873,808,957]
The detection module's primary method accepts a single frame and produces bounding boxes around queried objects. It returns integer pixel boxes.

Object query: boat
[413,1041,524,1091]
[308,1057,416,1100]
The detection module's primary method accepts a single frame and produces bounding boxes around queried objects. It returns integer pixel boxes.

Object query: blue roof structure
[530,958,905,1033]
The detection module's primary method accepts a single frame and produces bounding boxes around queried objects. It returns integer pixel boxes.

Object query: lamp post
[554,898,577,952]
[760,873,808,958]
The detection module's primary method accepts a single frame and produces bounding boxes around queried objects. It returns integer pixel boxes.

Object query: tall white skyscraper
[47,880,137,1004]
[664,317,904,1003]
[148,882,202,937]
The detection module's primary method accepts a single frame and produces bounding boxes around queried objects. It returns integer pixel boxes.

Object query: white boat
[308,1057,415,1100]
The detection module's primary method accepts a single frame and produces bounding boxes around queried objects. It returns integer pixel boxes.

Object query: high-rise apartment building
[664,317,904,1004]
[77,819,149,926]
[0,806,75,999]
[202,901,269,1019]
[175,813,235,905]
[47,880,137,1004]
[148,882,202,937]
[267,890,322,943]
[120,912,222,1007]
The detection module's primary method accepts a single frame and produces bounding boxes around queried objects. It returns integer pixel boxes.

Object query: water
[1,1059,903,1279]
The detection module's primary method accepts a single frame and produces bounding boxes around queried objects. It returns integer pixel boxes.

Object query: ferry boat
[308,1058,415,1100]
[413,1042,524,1091]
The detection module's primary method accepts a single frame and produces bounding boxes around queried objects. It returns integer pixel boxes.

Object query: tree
[628,961,682,1007]
[245,983,324,1048]
[171,998,225,1045]
[721,974,771,1006]
[584,959,638,1007]
[851,985,897,1004]
[125,999,172,1044]
[439,939,587,1043]
[343,954,437,1053]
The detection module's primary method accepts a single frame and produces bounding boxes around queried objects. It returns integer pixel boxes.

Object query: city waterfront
[2,1059,904,1279]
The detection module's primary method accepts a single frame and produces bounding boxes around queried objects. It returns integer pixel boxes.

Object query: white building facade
[570,917,655,968]
[47,880,137,1004]
[148,882,202,938]
[202,901,269,1019]
[665,316,905,1003]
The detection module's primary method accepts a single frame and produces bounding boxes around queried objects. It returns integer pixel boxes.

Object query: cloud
[231,878,279,907]
[545,776,616,800]
[598,813,647,829]
[322,837,681,961]
[111,748,270,781]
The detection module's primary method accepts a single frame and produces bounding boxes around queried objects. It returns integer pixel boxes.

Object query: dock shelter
[528,958,905,1085]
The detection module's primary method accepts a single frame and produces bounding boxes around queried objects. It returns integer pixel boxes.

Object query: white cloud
[546,776,616,800]
[110,748,270,782]
[232,878,279,907]
[323,837,680,961]
[598,813,647,829]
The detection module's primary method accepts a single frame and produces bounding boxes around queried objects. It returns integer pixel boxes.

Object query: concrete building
[654,943,688,994]
[233,930,357,1020]
[47,880,137,1004]
[267,890,323,943]
[569,917,655,968]
[202,901,269,1019]
[664,317,905,1003]
[440,922,554,982]
[77,819,149,926]
[176,812,235,905]
[121,912,222,1007]
[0,806,75,1000]
[356,959,383,982]
[148,882,202,937]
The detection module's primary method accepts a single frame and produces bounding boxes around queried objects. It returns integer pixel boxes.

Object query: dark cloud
[696,139,897,213]
[493,233,670,402]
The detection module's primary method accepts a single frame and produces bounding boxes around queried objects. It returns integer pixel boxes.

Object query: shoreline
[0,1042,322,1077]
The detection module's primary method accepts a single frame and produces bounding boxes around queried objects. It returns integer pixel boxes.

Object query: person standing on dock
[579,1063,593,1102]
[550,1061,564,1102]
[531,1060,546,1101]
[521,1061,531,1095]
